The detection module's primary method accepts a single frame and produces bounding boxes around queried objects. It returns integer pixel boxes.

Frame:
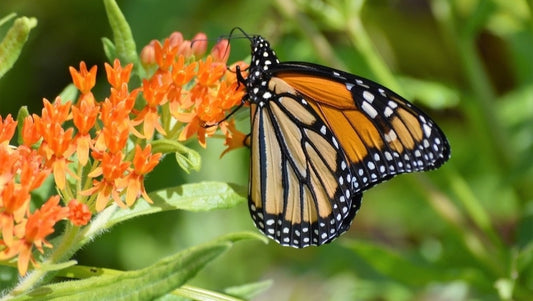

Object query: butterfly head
[240,36,281,105]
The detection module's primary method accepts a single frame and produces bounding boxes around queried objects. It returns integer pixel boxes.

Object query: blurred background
[1,0,532,300]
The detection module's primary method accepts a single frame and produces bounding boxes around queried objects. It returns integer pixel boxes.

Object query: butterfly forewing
[274,64,450,192]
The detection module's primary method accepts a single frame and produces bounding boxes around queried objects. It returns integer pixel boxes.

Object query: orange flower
[154,39,179,71]
[105,59,133,89]
[221,119,248,157]
[35,122,75,189]
[21,116,41,147]
[136,78,168,138]
[18,145,50,191]
[85,151,130,211]
[72,97,99,166]
[69,62,97,94]
[0,115,17,143]
[122,145,162,206]
[12,195,68,275]
[68,199,91,226]
[0,182,31,247]
[196,55,226,87]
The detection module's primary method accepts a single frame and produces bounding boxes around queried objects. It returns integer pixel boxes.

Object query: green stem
[445,167,504,251]
[456,36,513,170]
[413,173,502,276]
[345,11,403,94]
[272,0,345,68]
[4,225,80,297]
[3,206,117,297]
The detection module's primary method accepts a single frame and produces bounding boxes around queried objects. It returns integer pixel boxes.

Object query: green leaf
[58,84,79,104]
[174,148,201,174]
[101,37,117,63]
[16,105,30,145]
[342,240,447,286]
[39,260,78,273]
[0,16,37,78]
[0,13,17,27]
[16,242,232,300]
[103,0,145,78]
[212,231,268,245]
[151,139,201,173]
[172,285,245,301]
[224,279,273,300]
[398,76,460,109]
[105,182,247,228]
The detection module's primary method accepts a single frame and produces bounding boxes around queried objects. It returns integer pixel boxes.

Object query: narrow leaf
[103,0,144,78]
[224,279,273,300]
[398,76,459,109]
[343,240,447,286]
[105,182,246,228]
[58,84,79,104]
[101,37,117,62]
[0,16,37,78]
[17,242,231,300]
[16,106,29,145]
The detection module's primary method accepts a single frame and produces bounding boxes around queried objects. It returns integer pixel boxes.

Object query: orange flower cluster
[140,32,247,147]
[0,116,72,275]
[0,31,247,276]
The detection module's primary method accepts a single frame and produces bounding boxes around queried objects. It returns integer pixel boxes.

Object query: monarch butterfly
[231,30,450,248]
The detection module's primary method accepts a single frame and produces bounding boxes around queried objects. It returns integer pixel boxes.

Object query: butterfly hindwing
[248,90,362,247]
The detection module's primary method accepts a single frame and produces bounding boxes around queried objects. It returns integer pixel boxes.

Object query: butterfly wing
[271,62,451,193]
[248,77,362,248]
[242,35,450,248]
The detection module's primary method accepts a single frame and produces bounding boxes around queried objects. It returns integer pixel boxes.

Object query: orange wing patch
[276,73,355,109]
[277,74,431,165]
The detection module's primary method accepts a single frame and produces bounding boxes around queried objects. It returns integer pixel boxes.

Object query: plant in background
[0,1,268,300]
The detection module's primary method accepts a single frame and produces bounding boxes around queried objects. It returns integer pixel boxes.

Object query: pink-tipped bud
[211,39,230,63]
[168,32,184,48]
[191,32,208,57]
[140,40,157,67]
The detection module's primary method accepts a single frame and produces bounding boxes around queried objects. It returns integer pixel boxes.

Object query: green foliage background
[1,0,533,300]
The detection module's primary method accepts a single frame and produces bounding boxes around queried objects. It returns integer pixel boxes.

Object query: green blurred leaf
[172,285,244,301]
[342,239,447,286]
[398,76,460,109]
[101,37,117,63]
[0,16,37,78]
[224,279,273,300]
[103,0,145,78]
[40,260,77,273]
[105,182,247,228]
[58,84,79,103]
[0,13,17,27]
[16,105,29,145]
[15,242,231,300]
[212,231,268,245]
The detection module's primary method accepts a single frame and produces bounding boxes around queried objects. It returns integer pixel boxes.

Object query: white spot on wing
[362,101,378,118]
[363,91,375,103]
[423,124,432,137]
[384,130,397,142]
[384,107,394,117]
